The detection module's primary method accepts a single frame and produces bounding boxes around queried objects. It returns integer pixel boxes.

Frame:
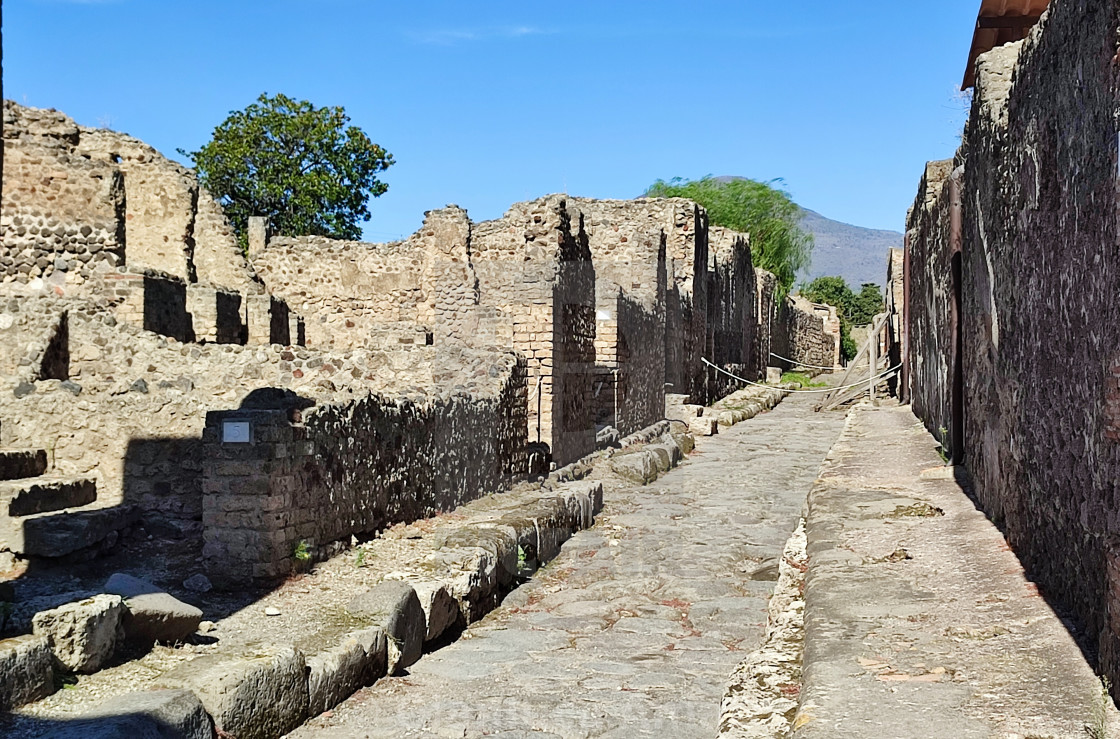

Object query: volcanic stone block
[159,645,309,739]
[0,634,55,710]
[54,689,213,739]
[346,581,425,675]
[32,594,125,673]
[104,573,204,645]
[306,627,386,715]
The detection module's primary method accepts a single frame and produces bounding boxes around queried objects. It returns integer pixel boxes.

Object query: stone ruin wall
[472,197,596,465]
[901,0,1120,694]
[884,247,905,397]
[1,103,126,284]
[706,226,759,398]
[0,292,525,567]
[771,295,841,374]
[1,101,285,349]
[905,158,957,447]
[200,347,526,584]
[656,199,710,402]
[755,268,779,375]
[567,198,667,437]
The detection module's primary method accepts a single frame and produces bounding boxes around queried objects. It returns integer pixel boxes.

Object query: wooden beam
[977,15,1040,29]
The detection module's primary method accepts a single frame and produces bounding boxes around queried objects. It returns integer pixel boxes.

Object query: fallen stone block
[33,593,125,673]
[54,689,213,739]
[766,367,782,384]
[610,450,658,485]
[411,580,460,643]
[159,645,309,739]
[689,417,719,437]
[648,442,682,471]
[670,430,696,456]
[104,573,203,645]
[347,580,425,675]
[0,634,55,710]
[717,410,737,427]
[307,627,386,716]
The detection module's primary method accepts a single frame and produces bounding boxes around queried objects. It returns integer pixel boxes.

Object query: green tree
[849,282,885,325]
[181,93,394,248]
[646,176,813,293]
[801,276,867,361]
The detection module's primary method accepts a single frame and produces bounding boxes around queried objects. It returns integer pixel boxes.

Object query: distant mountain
[798,208,902,290]
[700,176,900,289]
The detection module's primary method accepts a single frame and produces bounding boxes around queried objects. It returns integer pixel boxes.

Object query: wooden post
[868,326,878,405]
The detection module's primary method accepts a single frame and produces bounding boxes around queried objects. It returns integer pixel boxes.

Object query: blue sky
[4,1,977,241]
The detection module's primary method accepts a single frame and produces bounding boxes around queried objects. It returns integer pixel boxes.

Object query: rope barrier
[767,352,840,371]
[702,357,901,395]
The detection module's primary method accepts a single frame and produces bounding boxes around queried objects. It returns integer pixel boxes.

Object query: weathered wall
[755,269,779,373]
[473,196,596,465]
[903,0,1120,693]
[568,198,667,437]
[2,101,277,346]
[657,199,710,402]
[200,349,527,584]
[884,247,905,397]
[904,158,956,447]
[252,206,478,351]
[706,226,759,397]
[771,295,841,374]
[1,103,126,285]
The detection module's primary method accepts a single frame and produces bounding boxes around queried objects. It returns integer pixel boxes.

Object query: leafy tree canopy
[801,276,884,361]
[646,176,813,292]
[181,93,393,247]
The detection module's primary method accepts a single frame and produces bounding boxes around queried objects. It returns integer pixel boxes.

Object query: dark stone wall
[904,0,1120,690]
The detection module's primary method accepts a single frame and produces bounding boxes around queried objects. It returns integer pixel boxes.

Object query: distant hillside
[699,176,900,289]
[798,208,901,290]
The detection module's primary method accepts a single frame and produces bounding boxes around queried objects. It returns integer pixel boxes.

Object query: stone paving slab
[793,402,1120,739]
[291,391,849,738]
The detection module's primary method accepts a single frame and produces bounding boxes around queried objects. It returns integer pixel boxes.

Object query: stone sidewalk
[291,391,850,738]
[793,402,1120,738]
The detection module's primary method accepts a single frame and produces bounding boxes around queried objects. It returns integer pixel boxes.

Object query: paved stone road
[292,394,848,738]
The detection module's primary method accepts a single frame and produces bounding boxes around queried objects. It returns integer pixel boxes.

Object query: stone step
[0,449,48,482]
[0,475,97,517]
[2,501,138,558]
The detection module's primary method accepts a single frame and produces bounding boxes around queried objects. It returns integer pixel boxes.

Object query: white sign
[222,420,251,444]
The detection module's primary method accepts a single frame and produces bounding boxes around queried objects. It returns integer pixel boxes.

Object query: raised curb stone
[306,627,387,716]
[158,644,310,739]
[53,689,213,739]
[0,633,55,710]
[346,580,425,675]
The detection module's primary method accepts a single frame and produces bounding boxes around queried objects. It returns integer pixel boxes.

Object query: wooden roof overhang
[962,0,1051,89]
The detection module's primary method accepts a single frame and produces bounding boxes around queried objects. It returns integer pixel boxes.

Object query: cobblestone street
[292,394,849,738]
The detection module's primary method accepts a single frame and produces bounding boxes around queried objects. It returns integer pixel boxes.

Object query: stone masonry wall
[1,103,126,286]
[706,226,759,398]
[252,206,477,351]
[905,159,956,447]
[771,295,841,374]
[200,349,526,584]
[902,0,1120,695]
[568,198,667,437]
[0,293,522,545]
[472,196,596,465]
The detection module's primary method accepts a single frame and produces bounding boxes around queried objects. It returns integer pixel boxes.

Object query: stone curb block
[56,689,213,739]
[158,644,310,739]
[0,633,55,710]
[346,580,425,676]
[306,626,387,716]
